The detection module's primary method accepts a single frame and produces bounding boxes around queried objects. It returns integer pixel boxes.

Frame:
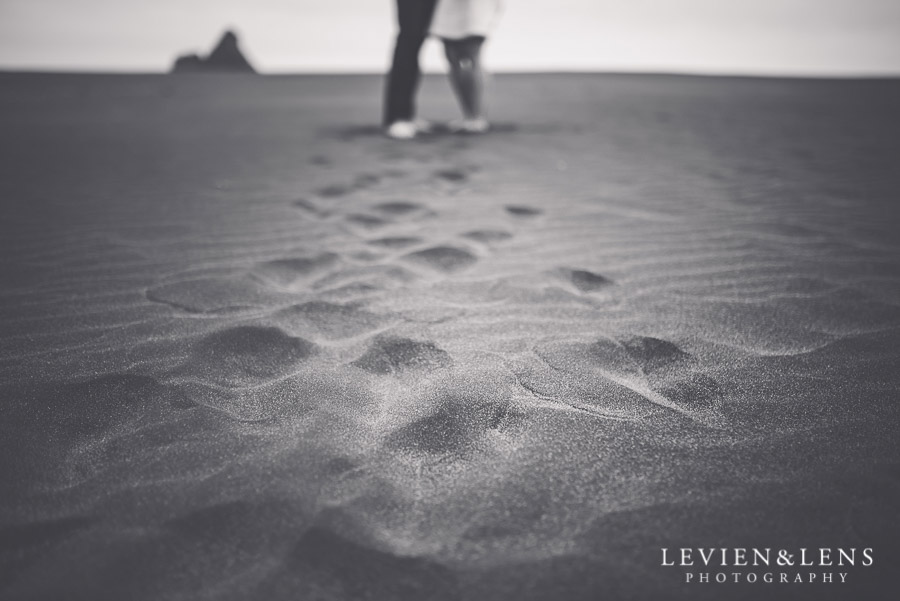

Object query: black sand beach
[1,73,899,600]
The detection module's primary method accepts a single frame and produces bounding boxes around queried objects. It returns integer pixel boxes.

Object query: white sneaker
[385,120,417,140]
[448,118,490,134]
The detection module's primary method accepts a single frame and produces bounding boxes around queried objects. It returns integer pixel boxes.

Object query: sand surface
[1,73,899,600]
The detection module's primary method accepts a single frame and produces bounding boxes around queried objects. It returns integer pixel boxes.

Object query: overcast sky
[2,0,899,75]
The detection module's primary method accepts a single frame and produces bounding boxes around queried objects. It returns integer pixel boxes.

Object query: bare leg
[443,37,486,123]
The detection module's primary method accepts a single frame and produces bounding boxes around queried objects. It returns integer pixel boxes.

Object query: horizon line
[1,67,899,81]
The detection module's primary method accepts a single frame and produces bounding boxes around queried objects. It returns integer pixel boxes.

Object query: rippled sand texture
[1,73,899,600]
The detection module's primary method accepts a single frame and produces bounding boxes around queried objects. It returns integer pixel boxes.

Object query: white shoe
[448,118,490,134]
[385,120,418,140]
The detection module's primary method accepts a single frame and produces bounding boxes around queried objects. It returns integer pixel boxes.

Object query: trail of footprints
[143,155,672,433]
[288,162,519,278]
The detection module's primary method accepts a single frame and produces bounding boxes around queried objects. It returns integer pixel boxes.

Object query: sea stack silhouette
[172,30,256,73]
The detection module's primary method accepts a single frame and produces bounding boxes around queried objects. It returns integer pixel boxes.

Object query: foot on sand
[385,121,416,140]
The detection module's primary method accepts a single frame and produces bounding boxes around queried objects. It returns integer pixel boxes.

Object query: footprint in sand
[314,173,384,200]
[313,264,418,292]
[558,268,613,292]
[292,198,332,218]
[433,168,470,183]
[351,335,452,375]
[619,336,690,372]
[7,374,194,484]
[461,229,513,244]
[517,359,655,421]
[147,276,284,313]
[370,201,426,217]
[505,205,542,217]
[387,390,509,455]
[315,184,356,199]
[273,301,389,340]
[187,325,317,388]
[48,374,191,441]
[344,201,432,231]
[252,253,340,289]
[367,236,423,250]
[353,173,381,188]
[520,336,726,427]
[402,246,478,273]
[345,213,390,229]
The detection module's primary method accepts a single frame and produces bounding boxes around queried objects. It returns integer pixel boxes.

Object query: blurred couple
[383,0,503,139]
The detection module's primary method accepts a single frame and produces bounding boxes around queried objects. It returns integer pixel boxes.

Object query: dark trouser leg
[383,0,438,126]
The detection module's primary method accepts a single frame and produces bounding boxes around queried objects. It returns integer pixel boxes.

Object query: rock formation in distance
[172,30,256,74]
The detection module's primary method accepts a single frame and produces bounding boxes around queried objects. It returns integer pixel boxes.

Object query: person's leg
[383,0,438,127]
[443,37,487,127]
